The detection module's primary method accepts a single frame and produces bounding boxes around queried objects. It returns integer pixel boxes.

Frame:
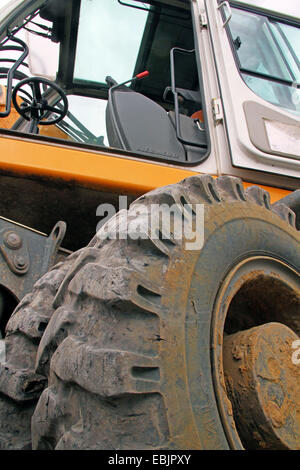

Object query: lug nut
[4,231,22,249]
[14,255,27,270]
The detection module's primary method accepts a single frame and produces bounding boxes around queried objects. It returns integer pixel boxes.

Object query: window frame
[222,1,300,100]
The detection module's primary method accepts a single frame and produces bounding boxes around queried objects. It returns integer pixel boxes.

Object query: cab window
[227,6,300,116]
[0,0,209,165]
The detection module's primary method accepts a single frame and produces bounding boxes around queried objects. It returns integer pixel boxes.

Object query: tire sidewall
[159,201,300,449]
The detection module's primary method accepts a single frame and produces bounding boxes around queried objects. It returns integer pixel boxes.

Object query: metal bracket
[212,98,224,124]
[0,230,30,275]
[199,12,208,28]
[0,218,67,302]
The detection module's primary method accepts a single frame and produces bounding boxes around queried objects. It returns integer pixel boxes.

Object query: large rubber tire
[1,175,299,449]
[0,249,86,449]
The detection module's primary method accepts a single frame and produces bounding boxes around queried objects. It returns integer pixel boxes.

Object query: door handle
[217,1,232,27]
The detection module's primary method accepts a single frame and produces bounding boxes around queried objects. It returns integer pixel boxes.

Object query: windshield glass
[74,0,149,85]
[228,7,300,116]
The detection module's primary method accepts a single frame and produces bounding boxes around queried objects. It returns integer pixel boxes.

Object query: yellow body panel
[0,135,291,203]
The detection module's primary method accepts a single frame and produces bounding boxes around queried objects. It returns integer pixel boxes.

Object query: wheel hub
[223,322,300,450]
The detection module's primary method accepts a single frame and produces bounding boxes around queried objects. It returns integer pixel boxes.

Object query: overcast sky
[0,0,299,17]
[238,0,299,17]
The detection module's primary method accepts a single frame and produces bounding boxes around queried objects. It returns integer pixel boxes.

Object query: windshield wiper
[240,68,300,88]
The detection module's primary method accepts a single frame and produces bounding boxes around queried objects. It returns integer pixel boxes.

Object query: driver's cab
[0,0,209,165]
[0,0,299,187]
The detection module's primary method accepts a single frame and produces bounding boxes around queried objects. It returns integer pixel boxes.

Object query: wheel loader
[0,0,299,451]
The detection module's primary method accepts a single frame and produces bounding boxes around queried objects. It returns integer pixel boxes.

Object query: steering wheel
[12,76,68,132]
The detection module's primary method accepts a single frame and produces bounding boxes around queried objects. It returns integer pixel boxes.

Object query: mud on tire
[1,175,299,450]
[0,250,84,449]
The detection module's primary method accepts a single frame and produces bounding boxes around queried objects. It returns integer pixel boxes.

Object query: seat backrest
[106,87,187,162]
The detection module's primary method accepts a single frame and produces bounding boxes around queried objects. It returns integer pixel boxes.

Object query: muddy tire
[0,250,84,449]
[2,175,300,449]
[29,175,300,450]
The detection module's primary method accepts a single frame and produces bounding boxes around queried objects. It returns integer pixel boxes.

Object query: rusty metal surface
[223,323,300,450]
[0,217,66,302]
[211,255,300,450]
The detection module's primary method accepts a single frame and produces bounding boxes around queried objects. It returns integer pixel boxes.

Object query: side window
[228,8,300,117]
[0,0,209,165]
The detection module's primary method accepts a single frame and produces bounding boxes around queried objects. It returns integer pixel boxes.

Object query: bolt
[14,255,27,270]
[4,231,22,249]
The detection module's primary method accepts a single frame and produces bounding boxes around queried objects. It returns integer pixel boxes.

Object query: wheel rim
[211,256,300,450]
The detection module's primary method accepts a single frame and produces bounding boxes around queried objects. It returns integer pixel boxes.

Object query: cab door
[203,0,300,186]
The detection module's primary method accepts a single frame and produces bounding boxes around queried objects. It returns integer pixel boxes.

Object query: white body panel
[195,0,300,187]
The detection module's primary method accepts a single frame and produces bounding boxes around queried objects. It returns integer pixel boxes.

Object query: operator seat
[106,86,207,163]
